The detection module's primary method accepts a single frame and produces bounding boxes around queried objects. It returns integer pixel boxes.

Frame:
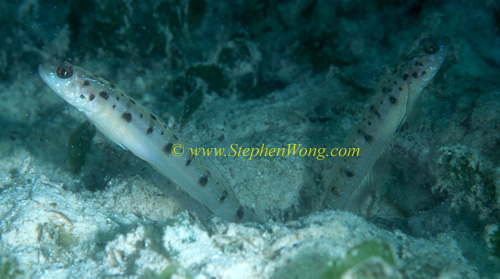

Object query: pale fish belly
[320,36,450,215]
[38,60,259,223]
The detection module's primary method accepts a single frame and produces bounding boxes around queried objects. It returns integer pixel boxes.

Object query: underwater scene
[0,0,499,278]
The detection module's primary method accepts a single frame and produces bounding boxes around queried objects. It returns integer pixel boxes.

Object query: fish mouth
[38,62,55,85]
[38,61,65,99]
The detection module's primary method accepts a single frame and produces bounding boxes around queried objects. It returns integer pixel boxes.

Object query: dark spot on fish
[382,87,387,92]
[398,87,402,91]
[235,207,244,220]
[163,143,173,154]
[89,93,95,101]
[219,191,228,203]
[365,135,373,142]
[140,114,143,119]
[112,105,116,109]
[185,159,192,166]
[116,96,120,101]
[110,84,115,89]
[173,134,179,140]
[160,131,164,135]
[198,176,208,186]
[368,121,372,126]
[122,112,132,123]
[390,96,397,104]
[345,170,354,177]
[412,72,418,78]
[130,99,136,104]
[99,91,109,100]
[146,127,153,135]
[79,94,85,99]
[150,114,157,121]
[83,80,90,86]
[403,74,409,81]
[370,105,381,119]
[421,70,426,76]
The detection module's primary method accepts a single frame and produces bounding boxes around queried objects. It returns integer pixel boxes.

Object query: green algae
[141,264,193,279]
[0,252,23,279]
[322,240,396,279]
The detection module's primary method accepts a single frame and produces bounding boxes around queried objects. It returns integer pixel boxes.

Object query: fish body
[321,36,450,213]
[39,60,258,223]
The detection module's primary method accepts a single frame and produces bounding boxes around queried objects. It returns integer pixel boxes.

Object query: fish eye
[56,63,74,79]
[423,40,439,54]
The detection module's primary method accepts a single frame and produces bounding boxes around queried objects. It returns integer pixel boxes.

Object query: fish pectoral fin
[117,143,128,151]
[341,168,379,214]
[396,83,411,132]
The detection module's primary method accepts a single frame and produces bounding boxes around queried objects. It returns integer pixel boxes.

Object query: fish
[320,36,450,214]
[38,60,259,223]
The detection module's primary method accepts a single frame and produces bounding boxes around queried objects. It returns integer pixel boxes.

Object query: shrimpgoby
[39,60,258,223]
[321,36,450,214]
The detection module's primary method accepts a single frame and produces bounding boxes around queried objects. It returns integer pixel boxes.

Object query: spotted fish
[320,36,450,214]
[39,60,258,223]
